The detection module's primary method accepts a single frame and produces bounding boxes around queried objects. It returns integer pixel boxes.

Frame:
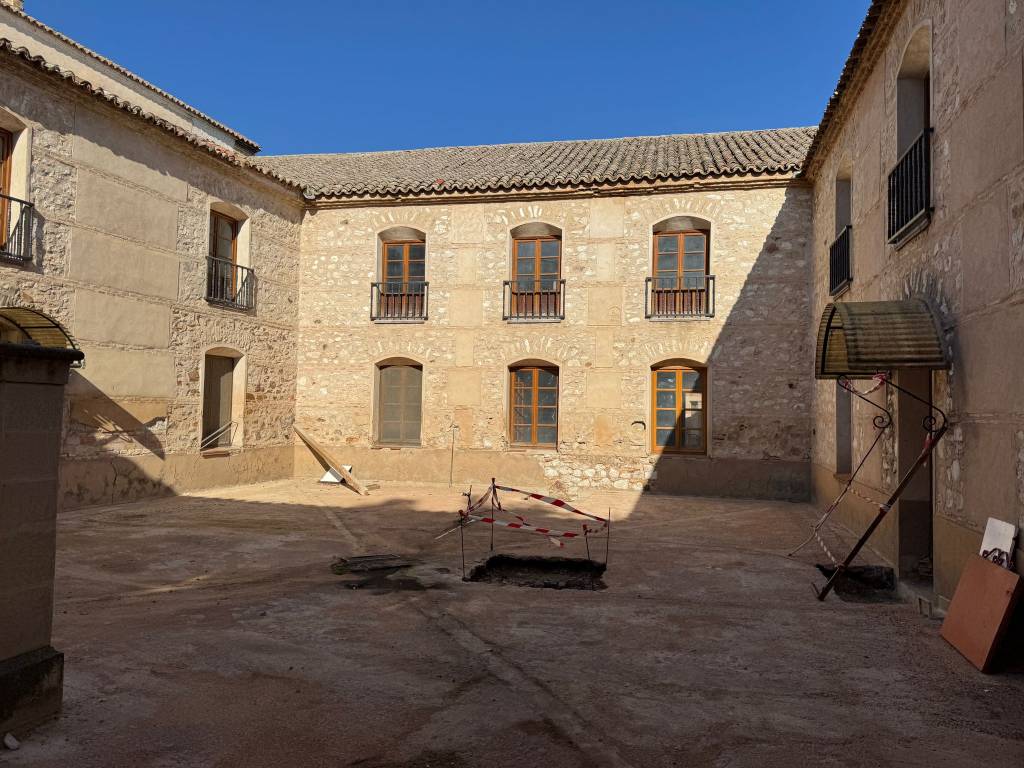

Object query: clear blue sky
[27,0,870,156]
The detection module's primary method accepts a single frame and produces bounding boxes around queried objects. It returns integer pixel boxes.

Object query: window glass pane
[684,431,703,449]
[656,371,676,389]
[512,406,532,425]
[538,277,558,292]
[683,274,705,289]
[657,236,678,254]
[685,393,703,410]
[540,240,560,257]
[386,261,404,277]
[681,371,700,390]
[516,258,535,275]
[537,407,557,425]
[654,275,676,290]
[684,234,705,253]
[516,241,535,259]
[514,369,533,386]
[380,422,401,441]
[513,426,532,443]
[515,278,536,292]
[657,253,679,273]
[513,389,533,407]
[537,388,557,407]
[216,217,234,240]
[656,390,676,408]
[386,244,404,260]
[407,261,425,278]
[536,426,557,445]
[655,429,675,447]
[684,410,703,429]
[408,243,425,260]
[683,252,705,270]
[537,369,557,388]
[540,257,559,275]
[655,410,677,428]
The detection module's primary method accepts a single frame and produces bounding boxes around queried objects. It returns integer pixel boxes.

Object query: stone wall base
[61,445,295,510]
[296,445,809,501]
[0,646,63,735]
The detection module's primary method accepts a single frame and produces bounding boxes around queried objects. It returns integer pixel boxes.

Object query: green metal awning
[0,307,83,366]
[815,299,947,379]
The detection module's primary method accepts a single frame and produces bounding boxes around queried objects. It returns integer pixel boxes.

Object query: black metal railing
[0,193,34,264]
[502,279,565,321]
[206,257,255,310]
[887,128,931,245]
[829,225,852,296]
[371,281,429,321]
[645,274,715,318]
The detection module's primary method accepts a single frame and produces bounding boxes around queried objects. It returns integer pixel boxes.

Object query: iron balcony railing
[502,279,565,321]
[371,281,429,321]
[887,128,932,245]
[206,257,255,310]
[0,192,34,264]
[829,225,852,296]
[645,274,715,319]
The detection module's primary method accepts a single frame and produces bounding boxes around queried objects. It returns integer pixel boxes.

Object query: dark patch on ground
[332,554,432,593]
[468,555,607,590]
[816,564,900,602]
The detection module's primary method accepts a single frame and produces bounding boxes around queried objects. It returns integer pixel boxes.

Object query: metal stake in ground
[605,507,611,567]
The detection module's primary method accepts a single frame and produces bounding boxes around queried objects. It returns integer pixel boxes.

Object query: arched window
[830,170,852,295]
[207,202,254,310]
[376,359,422,446]
[507,223,562,320]
[509,363,558,447]
[649,216,712,318]
[889,25,932,244]
[650,361,706,454]
[375,227,427,321]
[0,108,32,263]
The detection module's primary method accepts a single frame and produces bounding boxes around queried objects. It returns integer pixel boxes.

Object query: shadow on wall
[642,187,812,504]
[61,376,174,507]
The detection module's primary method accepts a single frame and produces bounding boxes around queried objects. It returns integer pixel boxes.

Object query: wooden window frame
[381,240,426,284]
[511,236,561,317]
[209,210,239,264]
[509,366,559,448]
[650,364,707,454]
[652,230,709,284]
[376,363,423,447]
[0,128,12,244]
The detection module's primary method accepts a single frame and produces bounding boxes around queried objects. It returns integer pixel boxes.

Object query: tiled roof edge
[2,4,260,151]
[0,38,301,194]
[800,0,900,179]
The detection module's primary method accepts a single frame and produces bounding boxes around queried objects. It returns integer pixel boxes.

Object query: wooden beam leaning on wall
[294,426,369,496]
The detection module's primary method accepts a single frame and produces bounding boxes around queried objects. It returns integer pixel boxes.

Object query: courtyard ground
[6,478,1023,767]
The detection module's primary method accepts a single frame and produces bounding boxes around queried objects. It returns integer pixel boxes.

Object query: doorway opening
[201,349,244,450]
[896,368,933,591]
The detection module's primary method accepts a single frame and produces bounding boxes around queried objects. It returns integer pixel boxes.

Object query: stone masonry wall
[0,57,303,508]
[296,183,813,500]
[809,0,1024,600]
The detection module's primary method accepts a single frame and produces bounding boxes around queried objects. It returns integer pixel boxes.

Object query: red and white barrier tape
[493,484,608,527]
[839,373,888,397]
[466,514,581,546]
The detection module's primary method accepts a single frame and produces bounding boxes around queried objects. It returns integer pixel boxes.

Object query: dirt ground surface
[6,479,1023,767]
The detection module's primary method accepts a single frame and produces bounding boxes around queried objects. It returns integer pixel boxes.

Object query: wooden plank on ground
[294,425,369,496]
[940,555,1022,672]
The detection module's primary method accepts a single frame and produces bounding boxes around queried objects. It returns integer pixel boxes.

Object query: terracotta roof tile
[260,127,817,200]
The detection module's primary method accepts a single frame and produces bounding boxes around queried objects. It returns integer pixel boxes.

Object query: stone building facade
[1,0,1020,607]
[288,185,812,500]
[804,0,1024,605]
[0,6,303,508]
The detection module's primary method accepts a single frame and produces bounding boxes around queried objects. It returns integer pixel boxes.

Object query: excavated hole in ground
[467,554,607,590]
